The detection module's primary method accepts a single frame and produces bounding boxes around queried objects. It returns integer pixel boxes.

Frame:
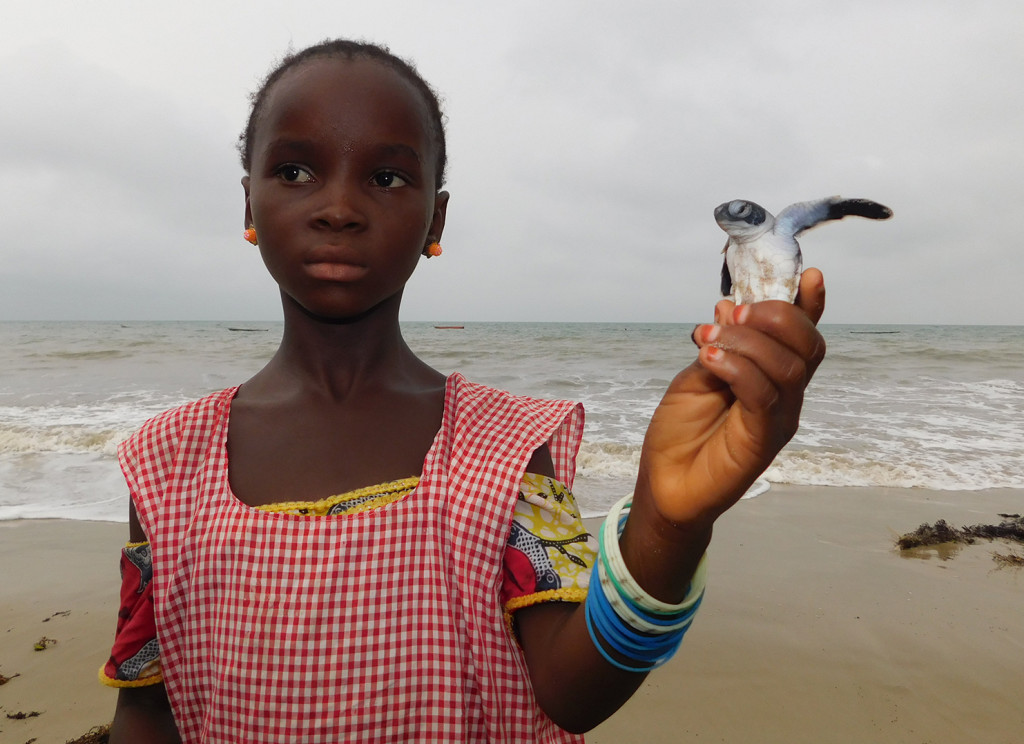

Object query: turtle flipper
[827,198,893,221]
[777,197,893,237]
[721,241,733,298]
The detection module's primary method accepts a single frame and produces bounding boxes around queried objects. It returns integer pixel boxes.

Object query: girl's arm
[518,269,827,733]
[108,503,183,744]
[109,684,182,744]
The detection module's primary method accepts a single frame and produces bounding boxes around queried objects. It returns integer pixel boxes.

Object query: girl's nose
[309,179,367,231]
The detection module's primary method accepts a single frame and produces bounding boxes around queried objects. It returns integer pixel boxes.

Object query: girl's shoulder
[134,386,237,437]
[449,373,580,429]
[119,387,237,473]
[446,374,584,484]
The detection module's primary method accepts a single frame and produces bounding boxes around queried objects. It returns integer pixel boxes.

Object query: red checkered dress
[120,373,585,743]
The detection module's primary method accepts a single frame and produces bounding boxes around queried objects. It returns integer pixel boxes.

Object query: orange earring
[243,225,258,245]
[424,242,442,258]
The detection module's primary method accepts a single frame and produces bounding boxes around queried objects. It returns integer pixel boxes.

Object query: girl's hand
[635,268,826,531]
[520,270,825,726]
[520,274,826,724]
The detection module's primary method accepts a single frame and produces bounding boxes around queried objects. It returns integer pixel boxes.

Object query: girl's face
[243,57,448,321]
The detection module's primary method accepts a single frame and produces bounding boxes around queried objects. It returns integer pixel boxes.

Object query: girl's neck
[252,291,441,402]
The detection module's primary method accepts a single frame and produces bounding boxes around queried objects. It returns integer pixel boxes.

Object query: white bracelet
[601,494,707,615]
[596,558,699,634]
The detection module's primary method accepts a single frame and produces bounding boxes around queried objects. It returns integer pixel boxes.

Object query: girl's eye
[276,164,314,183]
[372,171,407,189]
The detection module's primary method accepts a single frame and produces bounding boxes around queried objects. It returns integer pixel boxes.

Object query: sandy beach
[2,485,1021,743]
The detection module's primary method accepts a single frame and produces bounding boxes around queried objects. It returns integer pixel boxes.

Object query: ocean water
[1,321,1021,522]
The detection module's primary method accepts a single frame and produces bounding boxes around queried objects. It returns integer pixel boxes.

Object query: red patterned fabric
[119,373,585,743]
[101,543,161,685]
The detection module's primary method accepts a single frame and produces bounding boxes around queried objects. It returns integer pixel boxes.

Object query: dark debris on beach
[32,637,57,652]
[993,551,1024,568]
[66,724,111,744]
[5,710,41,719]
[897,514,1024,565]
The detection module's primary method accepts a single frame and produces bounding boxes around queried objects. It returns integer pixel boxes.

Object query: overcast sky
[3,1,1022,324]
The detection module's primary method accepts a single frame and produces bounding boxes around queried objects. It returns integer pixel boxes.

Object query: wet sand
[1,485,1021,743]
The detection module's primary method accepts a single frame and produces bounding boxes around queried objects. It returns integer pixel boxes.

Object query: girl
[102,40,826,743]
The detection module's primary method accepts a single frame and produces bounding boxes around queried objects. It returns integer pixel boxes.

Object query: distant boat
[849,330,900,334]
[228,327,268,332]
[434,325,465,330]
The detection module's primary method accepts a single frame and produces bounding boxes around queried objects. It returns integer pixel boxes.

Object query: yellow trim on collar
[254,476,421,516]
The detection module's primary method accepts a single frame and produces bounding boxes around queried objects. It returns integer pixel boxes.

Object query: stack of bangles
[584,494,707,673]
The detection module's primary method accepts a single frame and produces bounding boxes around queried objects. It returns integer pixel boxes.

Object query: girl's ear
[242,175,252,227]
[429,190,450,243]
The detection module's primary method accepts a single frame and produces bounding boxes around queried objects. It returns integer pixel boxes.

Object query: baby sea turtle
[715,196,893,304]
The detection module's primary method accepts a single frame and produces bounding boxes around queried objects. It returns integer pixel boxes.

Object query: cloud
[2,1,1022,323]
[0,42,272,319]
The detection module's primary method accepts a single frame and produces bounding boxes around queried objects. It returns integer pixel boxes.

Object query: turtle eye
[729,201,750,218]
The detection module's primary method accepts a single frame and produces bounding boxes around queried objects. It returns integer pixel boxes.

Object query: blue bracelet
[585,560,690,671]
[591,569,684,654]
[584,502,707,673]
[585,590,666,673]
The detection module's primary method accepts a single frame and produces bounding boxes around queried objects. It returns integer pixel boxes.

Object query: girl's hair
[238,39,447,189]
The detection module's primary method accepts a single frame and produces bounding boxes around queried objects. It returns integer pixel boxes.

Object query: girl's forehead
[255,57,433,152]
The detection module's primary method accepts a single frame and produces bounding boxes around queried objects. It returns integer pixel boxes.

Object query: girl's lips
[304,261,369,282]
[304,245,368,282]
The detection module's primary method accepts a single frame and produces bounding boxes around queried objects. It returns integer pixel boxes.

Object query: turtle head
[714,199,773,241]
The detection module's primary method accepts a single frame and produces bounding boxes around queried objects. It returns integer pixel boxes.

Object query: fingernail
[734,305,750,324]
[703,325,721,344]
[705,346,723,361]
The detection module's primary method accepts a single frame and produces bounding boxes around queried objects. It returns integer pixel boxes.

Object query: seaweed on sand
[897,519,970,549]
[66,723,111,744]
[897,514,1024,565]
[993,550,1024,568]
[33,636,58,651]
[962,514,1024,541]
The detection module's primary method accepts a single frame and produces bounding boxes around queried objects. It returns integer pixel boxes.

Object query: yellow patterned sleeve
[502,473,597,624]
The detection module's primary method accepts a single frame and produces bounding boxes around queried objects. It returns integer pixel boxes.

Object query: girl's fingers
[697,335,805,451]
[795,267,826,325]
[697,343,780,413]
[714,299,736,326]
[689,268,828,412]
[694,310,822,388]
[700,273,825,371]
